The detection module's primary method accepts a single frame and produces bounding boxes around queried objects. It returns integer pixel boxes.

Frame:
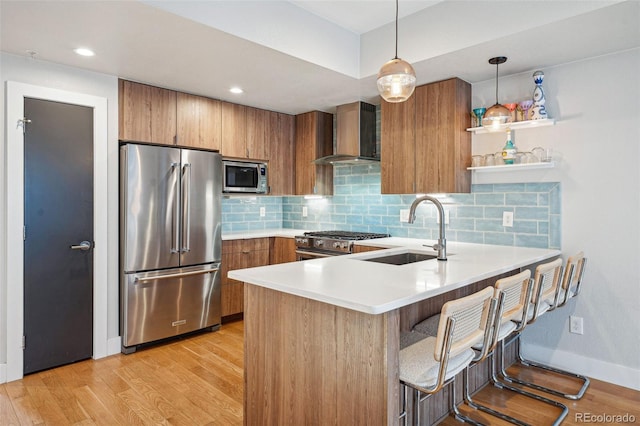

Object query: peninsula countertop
[228,238,560,315]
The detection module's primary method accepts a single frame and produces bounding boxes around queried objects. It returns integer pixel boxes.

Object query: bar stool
[462,269,568,426]
[399,286,497,426]
[499,254,590,400]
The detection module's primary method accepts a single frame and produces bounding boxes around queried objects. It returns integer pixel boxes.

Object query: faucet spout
[407,195,447,261]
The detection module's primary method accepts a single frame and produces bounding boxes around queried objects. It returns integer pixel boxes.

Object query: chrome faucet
[408,195,447,261]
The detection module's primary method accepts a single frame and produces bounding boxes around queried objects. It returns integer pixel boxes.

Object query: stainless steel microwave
[222,160,268,194]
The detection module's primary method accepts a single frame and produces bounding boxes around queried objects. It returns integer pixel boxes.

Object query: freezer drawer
[121,264,221,349]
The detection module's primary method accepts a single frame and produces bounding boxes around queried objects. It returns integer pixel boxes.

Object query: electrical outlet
[302,206,308,217]
[259,207,266,217]
[569,316,584,335]
[502,211,514,227]
[400,209,410,223]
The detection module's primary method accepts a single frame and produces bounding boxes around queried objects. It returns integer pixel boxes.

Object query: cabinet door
[246,107,268,160]
[381,96,415,194]
[221,239,270,317]
[415,78,471,193]
[269,237,297,264]
[295,111,333,195]
[119,80,177,145]
[221,102,247,158]
[176,92,221,151]
[266,112,295,195]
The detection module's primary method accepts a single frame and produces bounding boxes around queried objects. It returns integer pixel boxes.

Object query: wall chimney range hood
[314,101,378,165]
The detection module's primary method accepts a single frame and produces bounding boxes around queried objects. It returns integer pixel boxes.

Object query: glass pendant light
[483,56,510,128]
[377,0,416,103]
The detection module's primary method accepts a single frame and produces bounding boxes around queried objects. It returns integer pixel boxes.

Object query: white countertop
[222,228,306,240]
[228,238,560,315]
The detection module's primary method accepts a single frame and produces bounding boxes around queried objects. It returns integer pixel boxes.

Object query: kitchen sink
[359,251,438,265]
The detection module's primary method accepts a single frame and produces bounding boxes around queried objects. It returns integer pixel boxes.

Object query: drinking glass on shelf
[472,108,486,127]
[504,103,518,122]
[518,100,534,121]
[484,153,496,166]
[532,147,545,162]
[494,152,505,165]
[471,155,484,167]
[521,152,537,164]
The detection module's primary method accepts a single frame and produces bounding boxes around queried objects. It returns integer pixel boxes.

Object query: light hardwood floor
[1,320,638,425]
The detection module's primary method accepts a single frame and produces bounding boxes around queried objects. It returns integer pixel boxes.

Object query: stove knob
[333,242,340,249]
[342,242,349,249]
[316,240,324,247]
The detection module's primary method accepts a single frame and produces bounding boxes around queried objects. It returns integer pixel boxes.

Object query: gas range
[294,230,389,259]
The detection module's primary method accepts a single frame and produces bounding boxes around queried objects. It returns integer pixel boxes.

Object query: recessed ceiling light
[74,48,95,57]
[229,87,244,94]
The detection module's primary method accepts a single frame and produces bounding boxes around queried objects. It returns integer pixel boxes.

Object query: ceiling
[1,0,638,115]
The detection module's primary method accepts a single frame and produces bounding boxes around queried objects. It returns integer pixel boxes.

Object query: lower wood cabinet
[221,238,269,317]
[352,244,384,254]
[269,237,297,264]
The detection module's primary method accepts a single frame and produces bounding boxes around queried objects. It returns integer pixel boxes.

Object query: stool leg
[500,334,590,400]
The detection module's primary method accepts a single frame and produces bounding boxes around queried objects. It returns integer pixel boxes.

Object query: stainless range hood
[314,101,378,165]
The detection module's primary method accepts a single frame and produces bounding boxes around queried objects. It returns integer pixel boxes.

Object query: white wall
[0,53,121,371]
[471,48,640,390]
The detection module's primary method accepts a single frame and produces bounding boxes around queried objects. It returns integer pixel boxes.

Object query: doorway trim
[5,81,108,382]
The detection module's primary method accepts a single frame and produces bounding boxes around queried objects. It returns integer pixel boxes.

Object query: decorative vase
[530,71,548,120]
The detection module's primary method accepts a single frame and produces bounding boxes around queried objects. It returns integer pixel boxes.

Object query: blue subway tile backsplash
[223,163,561,249]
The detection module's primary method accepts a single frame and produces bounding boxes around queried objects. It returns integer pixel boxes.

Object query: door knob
[70,240,93,251]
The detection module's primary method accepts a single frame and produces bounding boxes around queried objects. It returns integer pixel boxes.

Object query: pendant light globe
[377,0,416,103]
[377,58,416,103]
[483,56,510,128]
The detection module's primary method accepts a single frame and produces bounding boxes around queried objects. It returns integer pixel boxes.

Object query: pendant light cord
[495,62,499,104]
[394,0,399,59]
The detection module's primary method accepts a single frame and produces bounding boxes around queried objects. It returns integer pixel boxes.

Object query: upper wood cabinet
[381,95,416,194]
[266,112,295,195]
[381,77,471,194]
[246,107,268,161]
[221,102,248,158]
[176,92,221,150]
[294,111,333,196]
[118,80,176,145]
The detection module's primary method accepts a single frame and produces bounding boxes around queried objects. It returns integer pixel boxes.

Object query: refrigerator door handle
[133,267,219,284]
[182,163,192,253]
[170,162,180,254]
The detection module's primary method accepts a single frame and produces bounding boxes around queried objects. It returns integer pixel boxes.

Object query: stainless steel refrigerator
[120,143,222,353]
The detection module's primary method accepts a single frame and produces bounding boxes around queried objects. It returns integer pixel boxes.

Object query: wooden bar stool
[499,253,590,400]
[399,286,497,426]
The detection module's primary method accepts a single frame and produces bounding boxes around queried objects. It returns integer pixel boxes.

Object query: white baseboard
[0,363,6,384]
[521,341,640,391]
[107,336,122,356]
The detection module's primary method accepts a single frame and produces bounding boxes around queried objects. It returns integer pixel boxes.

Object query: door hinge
[18,117,32,134]
[21,336,26,350]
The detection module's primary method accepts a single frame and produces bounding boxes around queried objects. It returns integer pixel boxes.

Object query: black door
[23,98,94,374]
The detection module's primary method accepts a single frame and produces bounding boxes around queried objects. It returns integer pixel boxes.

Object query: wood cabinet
[118,79,176,145]
[352,244,384,254]
[294,111,333,195]
[266,112,295,195]
[269,237,297,264]
[221,238,270,317]
[381,77,471,194]
[221,103,269,160]
[176,92,221,150]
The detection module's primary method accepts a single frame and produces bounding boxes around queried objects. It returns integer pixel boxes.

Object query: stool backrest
[558,252,587,307]
[434,286,495,362]
[531,258,563,318]
[494,270,533,331]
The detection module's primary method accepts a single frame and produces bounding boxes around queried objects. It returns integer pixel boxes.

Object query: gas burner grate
[303,230,390,241]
